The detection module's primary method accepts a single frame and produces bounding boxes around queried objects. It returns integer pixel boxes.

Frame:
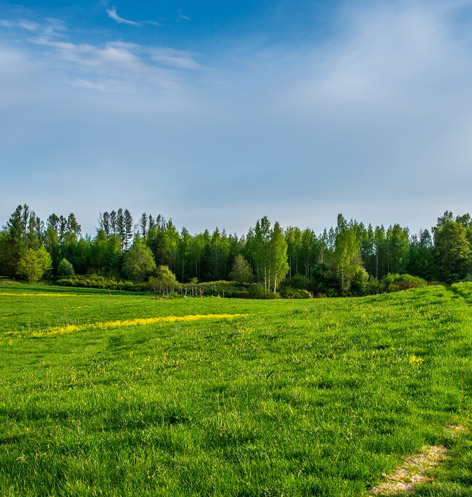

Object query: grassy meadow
[1,281,472,496]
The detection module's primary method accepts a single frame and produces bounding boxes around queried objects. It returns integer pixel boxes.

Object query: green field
[1,282,472,496]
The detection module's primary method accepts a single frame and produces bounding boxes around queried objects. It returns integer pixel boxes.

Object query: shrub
[380,273,427,293]
[148,266,178,293]
[57,258,75,278]
[349,267,370,296]
[56,274,147,292]
[282,287,312,299]
[311,263,340,297]
[280,274,311,291]
[248,284,267,299]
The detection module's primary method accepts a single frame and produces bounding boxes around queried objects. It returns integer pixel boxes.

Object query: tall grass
[1,282,471,496]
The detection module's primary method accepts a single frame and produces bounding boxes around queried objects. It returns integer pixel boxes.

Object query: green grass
[1,281,472,496]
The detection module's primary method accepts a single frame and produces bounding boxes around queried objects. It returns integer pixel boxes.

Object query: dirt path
[368,425,466,496]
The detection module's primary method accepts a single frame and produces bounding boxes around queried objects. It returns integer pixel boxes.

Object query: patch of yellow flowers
[409,355,424,364]
[14,314,245,338]
[1,292,90,298]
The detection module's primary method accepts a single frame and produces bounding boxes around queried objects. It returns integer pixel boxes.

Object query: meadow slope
[1,282,472,496]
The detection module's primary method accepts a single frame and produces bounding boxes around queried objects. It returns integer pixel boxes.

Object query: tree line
[1,204,471,295]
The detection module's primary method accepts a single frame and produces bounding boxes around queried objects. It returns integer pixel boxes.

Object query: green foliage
[434,220,471,283]
[229,254,254,283]
[248,283,267,298]
[122,240,156,282]
[16,246,52,282]
[286,274,311,289]
[0,204,43,276]
[280,274,312,298]
[281,287,312,299]
[56,274,147,292]
[57,258,75,277]
[387,224,410,274]
[180,280,255,298]
[312,262,340,296]
[332,214,363,292]
[269,221,289,292]
[379,273,427,293]
[6,205,472,294]
[349,266,370,296]
[148,265,178,293]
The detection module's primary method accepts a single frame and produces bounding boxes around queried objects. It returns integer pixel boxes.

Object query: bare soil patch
[369,425,467,496]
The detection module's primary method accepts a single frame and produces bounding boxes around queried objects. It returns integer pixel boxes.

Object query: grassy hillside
[1,282,472,496]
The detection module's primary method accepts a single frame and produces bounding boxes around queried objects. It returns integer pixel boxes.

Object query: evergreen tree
[109,210,117,236]
[434,220,471,283]
[229,254,254,283]
[115,209,126,251]
[140,213,148,238]
[124,209,134,250]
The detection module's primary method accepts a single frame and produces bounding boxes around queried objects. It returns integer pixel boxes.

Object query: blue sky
[1,0,472,235]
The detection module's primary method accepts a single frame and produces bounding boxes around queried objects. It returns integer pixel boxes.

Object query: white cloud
[0,16,67,38]
[0,18,41,31]
[150,48,204,70]
[2,1,472,234]
[105,7,161,27]
[106,7,140,27]
[25,37,202,95]
[143,20,161,27]
[177,8,190,21]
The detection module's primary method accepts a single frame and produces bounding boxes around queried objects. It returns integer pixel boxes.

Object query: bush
[56,274,147,292]
[349,267,370,296]
[148,266,178,293]
[379,273,427,293]
[57,258,75,278]
[248,284,268,299]
[282,287,312,299]
[311,263,340,297]
[280,274,311,291]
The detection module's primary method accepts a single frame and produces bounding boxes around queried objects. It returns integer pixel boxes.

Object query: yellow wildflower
[409,355,424,364]
[12,314,245,337]
[0,293,92,297]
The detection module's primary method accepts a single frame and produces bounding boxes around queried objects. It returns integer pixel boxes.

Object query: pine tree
[116,208,125,251]
[434,221,471,283]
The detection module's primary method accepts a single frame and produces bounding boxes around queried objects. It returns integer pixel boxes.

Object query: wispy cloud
[150,48,203,70]
[143,20,161,27]
[106,7,140,26]
[177,8,190,21]
[0,19,41,31]
[2,1,472,234]
[0,16,67,38]
[106,7,160,27]
[0,13,202,94]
